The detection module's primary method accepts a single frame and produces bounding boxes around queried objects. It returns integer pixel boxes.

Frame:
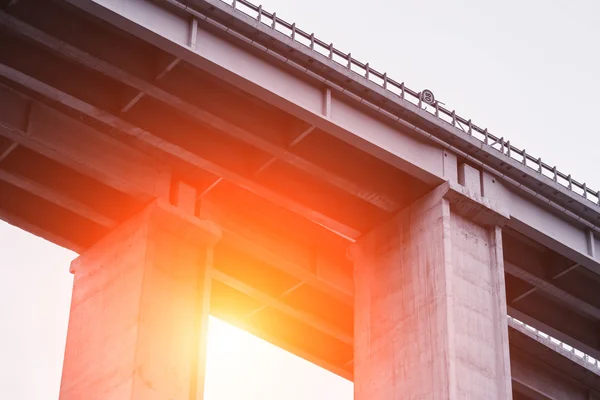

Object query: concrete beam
[0,11,400,214]
[212,310,353,381]
[0,205,83,252]
[511,287,539,304]
[483,172,600,276]
[154,56,181,80]
[207,201,352,305]
[509,317,600,385]
[245,282,306,320]
[0,84,162,200]
[212,269,351,344]
[0,84,352,306]
[0,168,116,228]
[0,139,17,163]
[505,261,600,321]
[509,321,600,399]
[0,63,361,239]
[508,307,600,362]
[509,258,581,304]
[0,78,353,304]
[120,56,181,113]
[71,0,446,185]
[197,177,222,199]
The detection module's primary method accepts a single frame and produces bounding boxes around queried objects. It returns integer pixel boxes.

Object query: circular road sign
[421,89,435,105]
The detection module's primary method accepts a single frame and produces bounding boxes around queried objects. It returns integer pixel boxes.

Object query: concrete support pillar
[59,199,221,399]
[350,167,511,400]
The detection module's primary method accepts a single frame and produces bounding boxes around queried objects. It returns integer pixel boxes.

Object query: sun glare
[207,317,248,356]
[204,317,353,399]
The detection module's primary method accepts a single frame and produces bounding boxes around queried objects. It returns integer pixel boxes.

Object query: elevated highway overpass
[1,0,600,398]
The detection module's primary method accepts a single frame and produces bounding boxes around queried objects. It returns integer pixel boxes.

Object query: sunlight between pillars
[349,164,512,400]
[60,180,221,399]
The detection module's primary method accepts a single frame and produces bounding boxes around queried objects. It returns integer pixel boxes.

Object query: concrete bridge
[1,0,600,398]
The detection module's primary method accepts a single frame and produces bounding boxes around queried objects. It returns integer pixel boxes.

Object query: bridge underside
[1,0,600,398]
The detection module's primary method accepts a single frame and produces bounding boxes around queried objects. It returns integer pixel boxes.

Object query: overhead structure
[1,0,600,398]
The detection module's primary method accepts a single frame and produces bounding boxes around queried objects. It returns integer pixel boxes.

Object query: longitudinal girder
[183,0,600,210]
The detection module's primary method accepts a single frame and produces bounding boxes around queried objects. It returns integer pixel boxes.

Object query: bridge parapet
[154,0,600,239]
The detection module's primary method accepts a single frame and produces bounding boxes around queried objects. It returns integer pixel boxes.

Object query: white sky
[1,0,600,398]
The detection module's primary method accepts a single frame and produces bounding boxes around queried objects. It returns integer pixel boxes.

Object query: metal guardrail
[508,315,600,372]
[210,0,600,208]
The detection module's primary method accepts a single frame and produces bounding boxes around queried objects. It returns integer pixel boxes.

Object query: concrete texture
[351,179,512,399]
[59,200,221,399]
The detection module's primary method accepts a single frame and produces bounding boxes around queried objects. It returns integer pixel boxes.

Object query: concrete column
[350,170,511,400]
[59,199,221,399]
